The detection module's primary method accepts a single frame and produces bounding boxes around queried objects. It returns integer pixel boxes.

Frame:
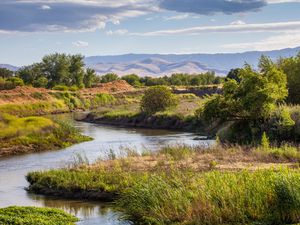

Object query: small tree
[141,86,178,115]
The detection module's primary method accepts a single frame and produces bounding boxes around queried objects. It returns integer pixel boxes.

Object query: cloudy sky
[1,0,300,65]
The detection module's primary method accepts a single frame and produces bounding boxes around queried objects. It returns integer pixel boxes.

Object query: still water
[0,114,213,224]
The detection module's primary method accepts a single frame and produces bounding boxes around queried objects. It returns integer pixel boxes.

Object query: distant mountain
[85,46,300,76]
[0,64,19,72]
[89,57,228,77]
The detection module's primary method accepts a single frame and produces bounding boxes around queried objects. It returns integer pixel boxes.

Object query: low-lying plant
[0,206,78,225]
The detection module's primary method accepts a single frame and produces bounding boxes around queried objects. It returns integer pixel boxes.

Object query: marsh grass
[0,206,78,225]
[26,144,300,224]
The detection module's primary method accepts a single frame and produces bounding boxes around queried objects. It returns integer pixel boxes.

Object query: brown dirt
[0,86,55,105]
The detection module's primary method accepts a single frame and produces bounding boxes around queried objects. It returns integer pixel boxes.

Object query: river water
[0,114,213,224]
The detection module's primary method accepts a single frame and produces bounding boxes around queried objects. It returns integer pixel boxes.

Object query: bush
[52,85,69,91]
[141,86,178,114]
[0,77,24,90]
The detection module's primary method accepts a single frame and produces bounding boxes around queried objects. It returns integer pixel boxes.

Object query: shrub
[141,86,178,114]
[52,85,69,91]
[0,77,24,90]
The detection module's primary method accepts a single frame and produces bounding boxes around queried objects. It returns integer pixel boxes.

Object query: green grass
[0,101,68,117]
[0,114,92,156]
[0,206,78,225]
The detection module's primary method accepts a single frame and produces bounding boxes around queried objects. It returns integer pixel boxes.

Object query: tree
[226,68,242,83]
[121,74,141,86]
[18,63,45,86]
[69,54,85,88]
[0,68,13,78]
[100,73,118,83]
[278,53,300,104]
[201,56,289,142]
[83,68,97,88]
[141,86,178,114]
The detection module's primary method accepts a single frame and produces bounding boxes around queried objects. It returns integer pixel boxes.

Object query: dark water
[0,114,214,224]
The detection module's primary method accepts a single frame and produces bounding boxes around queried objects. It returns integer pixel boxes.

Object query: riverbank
[0,114,92,157]
[26,144,300,225]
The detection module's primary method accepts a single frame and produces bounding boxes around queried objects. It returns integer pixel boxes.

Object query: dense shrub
[141,86,178,114]
[0,77,24,90]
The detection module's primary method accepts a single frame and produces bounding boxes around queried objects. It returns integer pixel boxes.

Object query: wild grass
[26,144,300,224]
[0,206,78,225]
[0,101,68,117]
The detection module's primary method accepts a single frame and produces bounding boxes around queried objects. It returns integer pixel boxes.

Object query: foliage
[200,56,289,143]
[141,86,178,114]
[0,77,24,90]
[100,73,119,83]
[91,93,116,108]
[0,68,14,78]
[226,68,242,82]
[261,132,270,149]
[52,85,69,91]
[278,52,300,104]
[17,53,95,88]
[83,68,97,88]
[121,74,141,86]
[0,206,78,225]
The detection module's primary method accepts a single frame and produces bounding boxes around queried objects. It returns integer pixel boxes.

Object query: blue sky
[0,0,300,66]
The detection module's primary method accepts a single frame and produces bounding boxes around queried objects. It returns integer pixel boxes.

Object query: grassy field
[0,113,92,157]
[27,144,300,225]
[0,206,78,225]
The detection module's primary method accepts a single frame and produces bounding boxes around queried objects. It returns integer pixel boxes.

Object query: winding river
[0,113,214,225]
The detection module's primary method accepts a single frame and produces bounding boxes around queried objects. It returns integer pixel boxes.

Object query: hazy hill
[0,64,19,72]
[85,47,300,76]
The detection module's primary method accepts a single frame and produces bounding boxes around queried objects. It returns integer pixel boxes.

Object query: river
[0,113,214,225]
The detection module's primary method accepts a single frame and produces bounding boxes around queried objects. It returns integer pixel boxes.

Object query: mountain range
[85,47,300,76]
[1,47,300,77]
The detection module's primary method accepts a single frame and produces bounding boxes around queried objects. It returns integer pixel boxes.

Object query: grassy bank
[84,93,204,132]
[0,114,92,157]
[0,206,78,225]
[27,145,300,224]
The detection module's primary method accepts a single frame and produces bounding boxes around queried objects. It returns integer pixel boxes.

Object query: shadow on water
[0,113,213,224]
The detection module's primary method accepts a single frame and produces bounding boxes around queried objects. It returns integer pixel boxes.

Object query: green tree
[83,68,97,88]
[0,68,13,78]
[69,54,85,88]
[226,68,242,83]
[121,74,141,86]
[278,53,300,104]
[201,56,288,142]
[100,73,119,83]
[141,86,178,114]
[18,63,44,85]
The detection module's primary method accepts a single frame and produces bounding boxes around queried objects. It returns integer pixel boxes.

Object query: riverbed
[0,114,214,224]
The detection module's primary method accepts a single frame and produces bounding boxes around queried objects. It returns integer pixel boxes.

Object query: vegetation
[26,144,300,225]
[0,113,92,157]
[0,77,24,90]
[0,68,14,78]
[279,52,300,104]
[0,206,78,225]
[141,86,178,114]
[199,56,293,143]
[17,53,97,89]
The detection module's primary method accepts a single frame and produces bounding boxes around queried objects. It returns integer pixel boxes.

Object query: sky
[0,0,300,66]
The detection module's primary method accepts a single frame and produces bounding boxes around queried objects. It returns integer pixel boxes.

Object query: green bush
[0,77,24,90]
[91,93,116,108]
[141,86,178,114]
[52,85,69,91]
[0,206,78,225]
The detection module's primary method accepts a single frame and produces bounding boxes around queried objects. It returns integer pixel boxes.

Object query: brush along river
[0,113,214,225]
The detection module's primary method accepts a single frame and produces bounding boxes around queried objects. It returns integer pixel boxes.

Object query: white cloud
[164,14,189,20]
[72,41,89,47]
[106,29,128,35]
[222,32,300,51]
[266,0,300,3]
[132,21,300,36]
[40,5,51,10]
[230,20,246,25]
